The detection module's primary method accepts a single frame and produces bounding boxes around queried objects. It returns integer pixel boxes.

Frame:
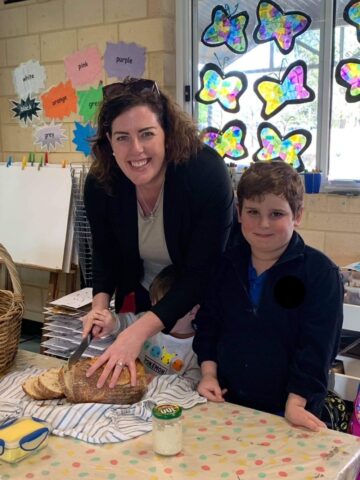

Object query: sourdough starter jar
[152,404,183,455]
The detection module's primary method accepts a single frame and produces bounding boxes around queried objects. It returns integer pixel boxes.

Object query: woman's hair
[90,79,202,186]
[149,265,179,305]
[237,161,304,217]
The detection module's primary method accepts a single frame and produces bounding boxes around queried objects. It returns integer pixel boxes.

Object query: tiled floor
[19,319,42,354]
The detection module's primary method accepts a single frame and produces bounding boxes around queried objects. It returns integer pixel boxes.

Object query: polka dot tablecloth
[1,351,360,480]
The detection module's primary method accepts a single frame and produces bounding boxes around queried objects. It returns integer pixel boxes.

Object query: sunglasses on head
[103,78,160,99]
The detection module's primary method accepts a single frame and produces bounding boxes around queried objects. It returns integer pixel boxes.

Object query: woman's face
[107,105,166,188]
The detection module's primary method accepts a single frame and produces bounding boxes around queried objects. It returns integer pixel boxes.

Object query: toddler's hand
[197,373,227,402]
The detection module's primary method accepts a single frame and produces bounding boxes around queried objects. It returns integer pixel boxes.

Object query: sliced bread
[22,376,45,400]
[37,368,64,399]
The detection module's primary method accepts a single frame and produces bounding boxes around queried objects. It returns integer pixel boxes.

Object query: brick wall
[0,0,175,321]
[298,193,360,266]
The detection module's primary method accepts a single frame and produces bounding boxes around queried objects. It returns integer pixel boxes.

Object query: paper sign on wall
[104,41,145,79]
[13,59,46,98]
[77,85,103,123]
[72,122,97,156]
[11,95,41,125]
[41,81,77,120]
[34,121,67,150]
[64,47,103,87]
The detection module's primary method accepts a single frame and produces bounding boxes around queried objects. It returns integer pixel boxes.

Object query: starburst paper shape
[72,122,97,156]
[34,122,67,151]
[11,95,42,125]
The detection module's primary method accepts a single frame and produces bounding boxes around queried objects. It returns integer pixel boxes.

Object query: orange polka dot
[41,455,51,460]
[199,427,208,432]
[316,467,325,472]
[25,475,34,479]
[225,420,233,425]
[227,449,237,454]
[86,449,96,454]
[201,465,211,471]
[259,419,267,424]
[333,439,343,444]
[72,462,81,468]
[232,410,240,414]
[260,442,270,446]
[164,468,173,474]
[255,460,263,466]
[236,469,245,475]
[139,450,148,455]
[110,459,118,465]
[222,435,231,440]
[278,472,288,477]
[266,434,276,439]
[282,458,292,463]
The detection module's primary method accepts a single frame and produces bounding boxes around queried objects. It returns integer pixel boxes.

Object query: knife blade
[68,332,93,366]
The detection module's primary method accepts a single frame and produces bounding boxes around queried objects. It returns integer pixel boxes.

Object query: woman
[83,78,235,388]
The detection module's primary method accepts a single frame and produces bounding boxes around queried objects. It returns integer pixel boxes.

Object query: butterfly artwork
[201,5,249,54]
[335,58,360,102]
[344,0,360,42]
[195,63,247,113]
[253,122,311,172]
[253,60,315,119]
[253,0,311,55]
[201,120,248,160]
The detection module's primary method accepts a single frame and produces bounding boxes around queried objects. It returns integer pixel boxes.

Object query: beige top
[137,186,171,291]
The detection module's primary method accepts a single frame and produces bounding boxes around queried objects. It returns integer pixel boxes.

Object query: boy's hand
[285,393,327,432]
[197,373,227,402]
[82,309,117,339]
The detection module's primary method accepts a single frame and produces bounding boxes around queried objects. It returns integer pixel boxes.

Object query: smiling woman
[82,78,237,388]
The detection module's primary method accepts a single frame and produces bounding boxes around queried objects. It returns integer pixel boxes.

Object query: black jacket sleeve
[151,147,235,332]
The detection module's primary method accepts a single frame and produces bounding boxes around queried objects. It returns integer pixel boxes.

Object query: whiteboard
[0,164,72,270]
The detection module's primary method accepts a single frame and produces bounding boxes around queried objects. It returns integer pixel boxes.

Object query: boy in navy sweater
[193,161,343,432]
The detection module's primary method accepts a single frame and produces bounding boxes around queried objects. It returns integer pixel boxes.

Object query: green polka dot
[79,473,89,478]
[237,416,245,421]
[253,410,261,415]
[196,436,206,441]
[220,473,230,478]
[317,444,326,449]
[148,467,156,472]
[129,459,138,465]
[247,452,257,458]
[258,473,267,478]
[297,441,306,447]
[233,427,242,433]
[199,454,208,460]
[179,463,188,469]
[108,474,117,480]
[210,420,218,425]
[193,414,202,419]
[267,449,276,455]
[122,450,131,455]
[50,462,60,467]
[266,428,275,433]
[90,456,101,462]
[41,471,50,475]
[296,466,305,471]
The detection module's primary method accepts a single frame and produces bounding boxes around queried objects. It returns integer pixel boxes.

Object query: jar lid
[152,404,182,420]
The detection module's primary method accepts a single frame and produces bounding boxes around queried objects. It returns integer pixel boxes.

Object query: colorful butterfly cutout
[201,5,249,54]
[253,122,311,172]
[344,0,360,42]
[254,0,311,55]
[253,60,315,119]
[335,58,360,102]
[201,120,248,160]
[195,63,247,113]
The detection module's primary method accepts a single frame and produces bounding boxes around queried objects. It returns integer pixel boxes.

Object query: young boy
[193,161,343,432]
[89,265,200,387]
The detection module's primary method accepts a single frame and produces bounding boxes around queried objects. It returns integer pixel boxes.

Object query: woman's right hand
[82,309,116,339]
[82,292,111,338]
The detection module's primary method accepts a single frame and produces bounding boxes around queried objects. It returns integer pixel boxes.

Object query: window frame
[176,0,360,190]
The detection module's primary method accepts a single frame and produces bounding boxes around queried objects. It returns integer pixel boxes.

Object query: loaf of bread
[22,359,147,405]
[59,358,147,404]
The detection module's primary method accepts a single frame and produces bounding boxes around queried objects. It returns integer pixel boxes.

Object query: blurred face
[239,194,303,259]
[107,105,166,188]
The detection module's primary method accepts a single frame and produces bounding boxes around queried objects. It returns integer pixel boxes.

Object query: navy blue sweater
[193,231,343,416]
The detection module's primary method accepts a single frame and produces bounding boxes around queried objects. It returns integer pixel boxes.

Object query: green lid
[152,404,182,420]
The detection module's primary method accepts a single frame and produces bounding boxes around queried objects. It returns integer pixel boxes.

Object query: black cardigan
[193,231,344,415]
[84,146,235,333]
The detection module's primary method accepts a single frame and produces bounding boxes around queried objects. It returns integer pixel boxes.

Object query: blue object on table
[304,172,322,193]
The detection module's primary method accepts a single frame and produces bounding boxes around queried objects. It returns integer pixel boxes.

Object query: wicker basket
[0,244,24,374]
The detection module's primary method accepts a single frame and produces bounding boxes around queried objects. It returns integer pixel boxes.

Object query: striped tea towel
[0,367,206,444]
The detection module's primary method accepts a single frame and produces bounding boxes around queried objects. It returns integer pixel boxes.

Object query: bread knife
[68,332,93,366]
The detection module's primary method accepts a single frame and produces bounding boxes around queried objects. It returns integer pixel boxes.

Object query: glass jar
[152,404,183,456]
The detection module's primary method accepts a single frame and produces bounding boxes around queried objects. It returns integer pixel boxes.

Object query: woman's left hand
[86,311,164,387]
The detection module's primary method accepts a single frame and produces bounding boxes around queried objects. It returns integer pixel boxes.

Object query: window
[177,1,360,185]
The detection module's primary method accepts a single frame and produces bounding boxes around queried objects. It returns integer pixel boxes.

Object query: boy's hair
[149,265,179,304]
[236,161,304,217]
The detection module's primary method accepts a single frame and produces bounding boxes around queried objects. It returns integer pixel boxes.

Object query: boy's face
[238,194,303,259]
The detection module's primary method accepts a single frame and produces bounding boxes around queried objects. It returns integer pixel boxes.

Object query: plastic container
[0,416,51,463]
[152,404,183,455]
